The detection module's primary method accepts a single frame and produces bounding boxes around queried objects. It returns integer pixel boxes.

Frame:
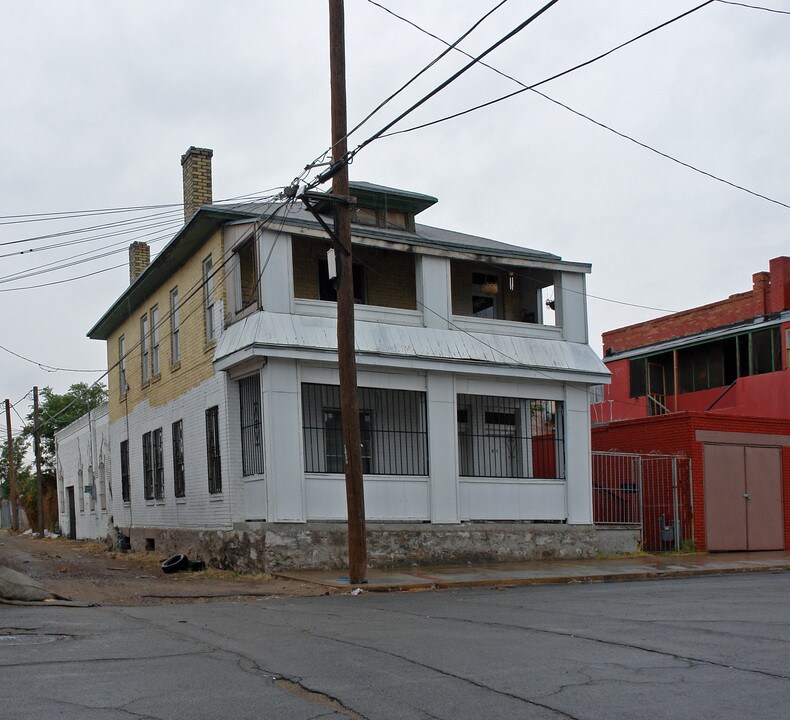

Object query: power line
[0,343,104,374]
[379,1,715,140]
[368,1,790,212]
[344,0,512,143]
[308,0,561,188]
[715,0,790,15]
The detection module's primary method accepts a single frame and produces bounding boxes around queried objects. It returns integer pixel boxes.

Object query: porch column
[262,357,306,522]
[427,372,460,523]
[564,383,593,524]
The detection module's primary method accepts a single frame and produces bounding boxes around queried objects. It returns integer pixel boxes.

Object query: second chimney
[181,146,214,222]
[129,241,150,284]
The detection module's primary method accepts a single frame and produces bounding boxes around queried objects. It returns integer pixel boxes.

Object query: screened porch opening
[302,383,428,475]
[457,394,565,479]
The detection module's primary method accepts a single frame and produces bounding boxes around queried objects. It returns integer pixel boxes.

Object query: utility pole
[4,399,19,531]
[329,0,367,584]
[33,386,44,534]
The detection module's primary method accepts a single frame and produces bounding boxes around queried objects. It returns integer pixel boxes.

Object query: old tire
[161,554,189,574]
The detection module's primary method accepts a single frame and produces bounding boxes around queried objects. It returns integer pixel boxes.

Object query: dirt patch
[0,531,330,606]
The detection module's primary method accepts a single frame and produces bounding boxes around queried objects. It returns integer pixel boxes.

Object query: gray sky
[1,0,788,423]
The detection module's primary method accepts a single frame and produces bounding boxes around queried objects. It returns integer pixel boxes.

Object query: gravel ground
[0,530,328,606]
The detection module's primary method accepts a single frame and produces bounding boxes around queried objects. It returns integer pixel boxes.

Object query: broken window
[120,440,130,502]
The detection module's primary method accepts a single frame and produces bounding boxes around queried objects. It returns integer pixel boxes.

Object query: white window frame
[203,256,215,343]
[118,335,128,396]
[150,305,160,378]
[170,287,180,365]
[140,314,150,384]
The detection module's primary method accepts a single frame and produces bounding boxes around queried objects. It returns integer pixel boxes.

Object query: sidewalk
[274,551,790,592]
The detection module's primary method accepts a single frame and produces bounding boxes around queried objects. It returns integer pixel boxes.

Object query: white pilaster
[417,255,451,330]
[427,372,460,523]
[564,383,593,524]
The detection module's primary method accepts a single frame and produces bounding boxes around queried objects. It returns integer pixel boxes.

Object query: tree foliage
[24,382,108,476]
[0,435,32,500]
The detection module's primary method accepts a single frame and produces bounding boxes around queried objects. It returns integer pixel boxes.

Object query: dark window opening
[318,258,366,304]
[172,420,185,498]
[206,406,222,494]
[120,440,130,502]
[237,239,258,310]
[142,432,154,500]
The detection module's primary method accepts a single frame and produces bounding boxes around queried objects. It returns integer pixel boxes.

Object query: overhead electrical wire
[0,343,104,374]
[368,0,790,212]
[377,1,715,140]
[715,0,790,15]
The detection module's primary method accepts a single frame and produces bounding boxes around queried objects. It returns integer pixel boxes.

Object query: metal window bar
[172,420,185,498]
[301,383,428,475]
[120,440,130,502]
[457,394,565,479]
[153,428,164,500]
[206,406,222,494]
[239,375,265,476]
[142,432,153,500]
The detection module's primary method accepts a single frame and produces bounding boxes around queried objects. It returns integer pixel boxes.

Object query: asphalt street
[2,573,789,719]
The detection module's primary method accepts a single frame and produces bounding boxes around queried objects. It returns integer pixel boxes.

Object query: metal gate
[592,451,694,551]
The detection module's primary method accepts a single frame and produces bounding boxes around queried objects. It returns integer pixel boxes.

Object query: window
[236,238,258,311]
[118,335,128,396]
[88,466,95,512]
[301,383,428,475]
[471,272,500,319]
[318,258,366,304]
[206,406,222,493]
[150,305,160,378]
[140,314,150,383]
[203,256,215,342]
[172,420,185,498]
[239,375,264,476]
[98,464,106,512]
[170,288,180,365]
[120,440,130,502]
[142,432,154,500]
[153,428,164,500]
[457,394,565,479]
[78,468,84,511]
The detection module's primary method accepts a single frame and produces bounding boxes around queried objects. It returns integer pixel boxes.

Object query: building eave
[87,206,257,340]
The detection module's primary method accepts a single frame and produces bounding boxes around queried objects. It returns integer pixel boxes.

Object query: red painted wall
[591,413,790,552]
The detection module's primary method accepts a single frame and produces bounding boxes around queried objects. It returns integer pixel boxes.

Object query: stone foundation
[122,523,640,573]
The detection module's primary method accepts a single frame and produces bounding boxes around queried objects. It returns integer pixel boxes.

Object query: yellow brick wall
[107,229,225,424]
[292,236,416,310]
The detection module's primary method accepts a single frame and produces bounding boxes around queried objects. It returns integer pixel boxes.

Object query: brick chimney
[129,241,150,284]
[752,271,769,316]
[768,256,790,313]
[181,146,213,222]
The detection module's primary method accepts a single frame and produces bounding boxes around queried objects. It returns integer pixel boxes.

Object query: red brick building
[591,257,790,552]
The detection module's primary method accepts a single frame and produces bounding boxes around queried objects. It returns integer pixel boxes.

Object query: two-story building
[590,257,790,553]
[81,146,621,571]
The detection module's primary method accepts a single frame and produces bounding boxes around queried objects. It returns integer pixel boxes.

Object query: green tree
[0,435,32,500]
[24,382,108,476]
[20,382,107,531]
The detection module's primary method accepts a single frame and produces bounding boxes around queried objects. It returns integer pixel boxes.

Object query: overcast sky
[1,0,788,425]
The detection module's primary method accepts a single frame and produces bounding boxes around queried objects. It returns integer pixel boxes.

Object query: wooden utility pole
[329,0,367,584]
[33,386,44,534]
[4,399,19,531]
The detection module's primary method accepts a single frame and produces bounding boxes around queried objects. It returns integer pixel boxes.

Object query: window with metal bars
[172,420,185,498]
[120,440,130,502]
[153,428,164,500]
[142,432,154,500]
[301,383,428,475]
[457,394,565,479]
[239,375,264,476]
[206,406,222,493]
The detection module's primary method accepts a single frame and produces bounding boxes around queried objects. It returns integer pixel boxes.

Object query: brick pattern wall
[128,242,150,284]
[292,235,417,310]
[181,146,213,222]
[592,412,790,551]
[603,256,790,354]
[108,229,226,425]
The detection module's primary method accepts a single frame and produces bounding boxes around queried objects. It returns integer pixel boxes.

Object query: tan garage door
[703,444,784,551]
